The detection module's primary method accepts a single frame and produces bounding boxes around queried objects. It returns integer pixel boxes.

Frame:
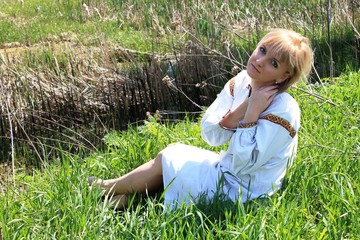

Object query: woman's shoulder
[270,92,299,110]
[274,91,298,105]
[233,70,251,85]
[261,92,301,130]
[230,70,251,97]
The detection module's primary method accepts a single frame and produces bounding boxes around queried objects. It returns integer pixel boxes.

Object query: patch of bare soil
[0,30,97,59]
[0,11,8,18]
[0,42,34,56]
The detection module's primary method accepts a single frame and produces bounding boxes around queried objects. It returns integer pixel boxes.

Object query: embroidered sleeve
[200,78,237,146]
[259,114,297,138]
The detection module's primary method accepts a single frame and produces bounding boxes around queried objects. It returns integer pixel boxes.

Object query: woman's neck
[250,79,274,89]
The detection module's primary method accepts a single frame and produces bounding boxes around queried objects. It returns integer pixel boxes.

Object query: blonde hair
[258,28,314,92]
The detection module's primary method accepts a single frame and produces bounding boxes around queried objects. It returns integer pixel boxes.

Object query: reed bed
[0,39,232,164]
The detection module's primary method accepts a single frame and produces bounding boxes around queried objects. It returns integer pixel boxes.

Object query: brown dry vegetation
[0,0,359,170]
[0,37,234,169]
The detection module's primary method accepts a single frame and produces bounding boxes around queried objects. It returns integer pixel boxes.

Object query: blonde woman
[89,28,314,209]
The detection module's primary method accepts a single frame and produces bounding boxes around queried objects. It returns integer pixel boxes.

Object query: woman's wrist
[219,109,258,130]
[243,110,260,124]
[218,110,235,131]
[219,110,238,130]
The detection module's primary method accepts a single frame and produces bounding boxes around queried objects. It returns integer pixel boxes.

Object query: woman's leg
[96,151,164,195]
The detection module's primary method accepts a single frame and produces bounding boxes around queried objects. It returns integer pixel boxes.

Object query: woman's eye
[259,46,266,53]
[271,60,278,68]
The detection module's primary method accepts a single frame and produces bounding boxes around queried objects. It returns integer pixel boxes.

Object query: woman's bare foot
[88,153,163,197]
[104,194,128,210]
[89,177,128,209]
[88,176,118,196]
[88,176,99,186]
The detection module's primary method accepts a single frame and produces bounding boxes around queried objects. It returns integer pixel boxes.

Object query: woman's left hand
[243,85,278,123]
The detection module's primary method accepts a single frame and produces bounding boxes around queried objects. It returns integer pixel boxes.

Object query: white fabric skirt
[161,143,222,209]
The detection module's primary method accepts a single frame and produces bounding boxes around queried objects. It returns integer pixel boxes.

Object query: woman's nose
[255,57,264,67]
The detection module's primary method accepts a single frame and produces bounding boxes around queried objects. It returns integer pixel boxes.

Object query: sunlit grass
[1,0,359,239]
[0,71,359,239]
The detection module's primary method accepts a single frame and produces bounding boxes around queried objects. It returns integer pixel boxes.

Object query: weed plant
[0,71,359,239]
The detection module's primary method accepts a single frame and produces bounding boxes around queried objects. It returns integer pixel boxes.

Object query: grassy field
[0,72,359,239]
[0,0,359,239]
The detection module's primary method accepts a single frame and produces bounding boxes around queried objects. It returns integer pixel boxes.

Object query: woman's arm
[218,99,248,129]
[220,85,278,129]
[200,79,235,146]
[221,94,300,175]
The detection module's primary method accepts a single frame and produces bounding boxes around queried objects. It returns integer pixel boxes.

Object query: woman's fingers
[254,85,278,96]
[248,85,278,114]
[251,86,278,99]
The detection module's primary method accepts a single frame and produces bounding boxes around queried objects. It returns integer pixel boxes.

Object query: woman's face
[247,44,290,87]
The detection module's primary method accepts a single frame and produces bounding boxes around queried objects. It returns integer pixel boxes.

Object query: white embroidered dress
[161,70,300,208]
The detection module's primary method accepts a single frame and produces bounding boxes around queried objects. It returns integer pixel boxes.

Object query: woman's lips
[251,63,260,73]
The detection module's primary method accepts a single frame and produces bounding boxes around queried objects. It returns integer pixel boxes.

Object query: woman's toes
[105,194,128,210]
[88,176,97,186]
[88,176,104,189]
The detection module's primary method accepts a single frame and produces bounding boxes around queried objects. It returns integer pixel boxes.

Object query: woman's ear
[278,72,292,83]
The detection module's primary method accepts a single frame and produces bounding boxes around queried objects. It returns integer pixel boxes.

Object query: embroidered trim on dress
[259,114,297,138]
[229,77,235,97]
[238,121,257,128]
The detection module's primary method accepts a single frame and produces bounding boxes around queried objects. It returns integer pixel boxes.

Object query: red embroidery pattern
[259,114,297,138]
[238,122,257,128]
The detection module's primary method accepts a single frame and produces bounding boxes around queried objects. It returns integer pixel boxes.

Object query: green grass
[1,0,359,238]
[1,71,359,239]
[0,0,155,51]
[1,0,358,52]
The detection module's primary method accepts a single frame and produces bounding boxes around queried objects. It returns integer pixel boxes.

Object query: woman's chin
[246,68,258,79]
